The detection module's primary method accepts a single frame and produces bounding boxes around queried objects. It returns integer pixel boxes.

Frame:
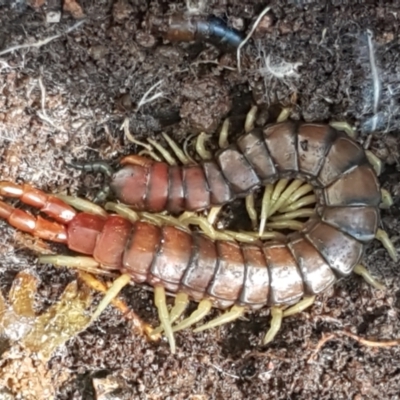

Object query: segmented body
[0,114,381,309]
[80,121,380,307]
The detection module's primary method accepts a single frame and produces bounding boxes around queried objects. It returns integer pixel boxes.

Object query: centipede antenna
[237,6,271,73]
[353,265,385,290]
[375,229,398,262]
[263,307,283,345]
[172,299,212,333]
[90,273,132,323]
[282,296,316,317]
[244,105,258,133]
[245,193,258,230]
[162,132,192,165]
[193,305,245,333]
[147,138,177,166]
[259,183,274,235]
[56,194,108,216]
[196,132,212,160]
[68,160,115,178]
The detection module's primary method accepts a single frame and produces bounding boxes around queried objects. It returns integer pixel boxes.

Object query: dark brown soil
[1,1,400,399]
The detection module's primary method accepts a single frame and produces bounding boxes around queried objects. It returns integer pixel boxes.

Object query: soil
[0,1,400,399]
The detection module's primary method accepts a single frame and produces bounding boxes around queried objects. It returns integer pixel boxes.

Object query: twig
[0,20,86,56]
[237,6,271,73]
[308,331,400,363]
[366,29,381,119]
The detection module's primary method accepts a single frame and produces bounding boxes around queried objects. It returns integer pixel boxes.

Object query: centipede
[0,108,397,354]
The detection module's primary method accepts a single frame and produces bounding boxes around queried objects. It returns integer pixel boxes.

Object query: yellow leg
[105,202,139,222]
[151,292,190,336]
[380,189,393,209]
[276,107,291,122]
[90,273,131,322]
[245,193,258,230]
[279,194,316,213]
[365,150,382,176]
[147,138,177,166]
[265,220,304,231]
[172,299,213,332]
[138,149,162,162]
[38,254,113,276]
[329,121,356,138]
[244,105,258,133]
[193,305,245,333]
[282,296,316,317]
[277,183,314,211]
[270,208,315,221]
[259,183,274,235]
[218,118,230,149]
[375,229,398,262]
[268,180,304,216]
[269,179,289,213]
[207,206,223,225]
[263,307,283,344]
[55,194,108,217]
[162,132,194,165]
[195,132,212,160]
[154,286,176,354]
[353,264,385,290]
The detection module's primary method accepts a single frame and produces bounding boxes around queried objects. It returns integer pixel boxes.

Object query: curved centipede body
[0,119,396,353]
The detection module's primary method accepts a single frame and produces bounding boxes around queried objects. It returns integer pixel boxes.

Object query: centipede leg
[161,132,195,165]
[78,272,156,339]
[365,150,382,176]
[39,254,108,275]
[172,299,213,332]
[244,105,258,133]
[193,305,245,333]
[375,229,398,262]
[151,292,190,336]
[380,189,393,209]
[218,118,230,149]
[259,183,274,235]
[56,194,108,217]
[154,286,176,353]
[329,121,357,138]
[89,273,132,322]
[263,307,283,345]
[245,193,258,230]
[282,296,316,317]
[353,265,385,290]
[196,132,212,160]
